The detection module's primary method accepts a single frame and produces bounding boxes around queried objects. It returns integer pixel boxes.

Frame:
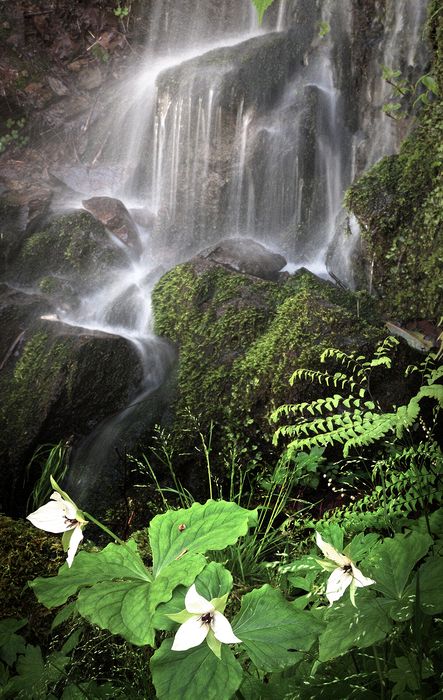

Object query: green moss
[152,263,383,463]
[0,516,64,641]
[345,7,443,320]
[18,211,123,287]
[0,332,72,463]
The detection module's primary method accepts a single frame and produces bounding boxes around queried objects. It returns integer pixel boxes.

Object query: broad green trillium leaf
[31,539,206,646]
[150,638,243,700]
[367,531,432,600]
[318,590,392,662]
[416,556,443,614]
[232,584,323,672]
[74,553,206,646]
[149,500,258,576]
[30,540,151,608]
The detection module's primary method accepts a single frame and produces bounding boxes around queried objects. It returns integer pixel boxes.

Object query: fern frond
[289,369,332,386]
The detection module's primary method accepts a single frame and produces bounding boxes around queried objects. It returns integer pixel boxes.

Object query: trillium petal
[326,567,353,604]
[27,500,75,533]
[171,615,209,651]
[51,492,78,520]
[351,565,375,589]
[211,611,242,644]
[66,525,83,567]
[316,532,349,567]
[184,584,213,614]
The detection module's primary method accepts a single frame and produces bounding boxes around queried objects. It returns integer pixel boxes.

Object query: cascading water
[52,0,428,501]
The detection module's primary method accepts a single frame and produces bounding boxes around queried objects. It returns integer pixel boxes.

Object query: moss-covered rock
[8,210,126,303]
[0,318,143,515]
[345,4,443,321]
[152,259,386,482]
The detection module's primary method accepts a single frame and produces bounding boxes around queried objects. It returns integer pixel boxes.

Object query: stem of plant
[83,511,126,545]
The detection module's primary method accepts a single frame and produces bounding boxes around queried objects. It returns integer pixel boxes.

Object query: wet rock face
[82,196,142,253]
[143,0,255,52]
[198,238,286,281]
[0,308,144,514]
[0,190,52,274]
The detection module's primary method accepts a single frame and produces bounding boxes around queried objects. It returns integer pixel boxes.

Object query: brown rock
[82,196,141,253]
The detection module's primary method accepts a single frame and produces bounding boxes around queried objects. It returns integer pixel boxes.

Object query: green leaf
[51,602,77,630]
[232,585,322,672]
[387,655,433,697]
[76,554,206,646]
[367,532,432,600]
[77,580,152,645]
[150,500,257,576]
[3,644,69,698]
[251,0,275,23]
[30,540,151,608]
[316,523,344,552]
[150,638,243,700]
[419,74,439,95]
[0,618,27,667]
[344,532,380,562]
[417,556,443,614]
[319,591,392,661]
[32,538,205,646]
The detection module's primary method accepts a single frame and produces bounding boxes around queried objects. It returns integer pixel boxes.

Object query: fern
[317,442,443,534]
[271,340,442,458]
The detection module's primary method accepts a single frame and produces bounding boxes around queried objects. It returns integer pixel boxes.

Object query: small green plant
[26,441,70,512]
[251,0,275,24]
[318,21,330,38]
[382,65,440,119]
[114,2,129,18]
[0,118,28,153]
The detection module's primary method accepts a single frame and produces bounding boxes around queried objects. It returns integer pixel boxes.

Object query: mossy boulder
[152,258,389,485]
[0,317,143,516]
[7,210,127,306]
[345,5,443,321]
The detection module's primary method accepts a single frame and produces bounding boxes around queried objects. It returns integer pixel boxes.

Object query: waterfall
[51,0,428,501]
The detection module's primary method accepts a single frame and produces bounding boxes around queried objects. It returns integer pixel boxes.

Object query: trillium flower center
[342,563,353,574]
[64,517,79,528]
[200,612,213,625]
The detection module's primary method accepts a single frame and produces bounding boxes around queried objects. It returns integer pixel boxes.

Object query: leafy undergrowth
[1,342,442,699]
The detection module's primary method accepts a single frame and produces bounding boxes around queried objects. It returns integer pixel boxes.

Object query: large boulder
[6,210,128,309]
[151,26,319,253]
[198,238,286,281]
[151,259,417,491]
[0,309,144,515]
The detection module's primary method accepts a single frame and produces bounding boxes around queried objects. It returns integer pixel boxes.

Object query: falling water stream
[53,0,428,499]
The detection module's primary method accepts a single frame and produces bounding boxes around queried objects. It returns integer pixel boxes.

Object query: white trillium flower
[316,532,375,606]
[27,482,87,567]
[168,584,241,658]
